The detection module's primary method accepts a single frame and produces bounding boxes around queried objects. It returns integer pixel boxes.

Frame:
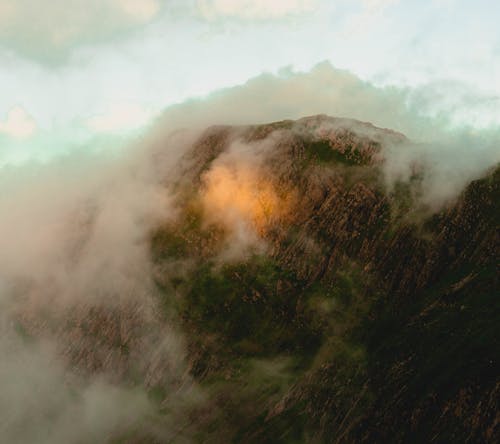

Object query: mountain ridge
[12,115,498,443]
[149,115,499,442]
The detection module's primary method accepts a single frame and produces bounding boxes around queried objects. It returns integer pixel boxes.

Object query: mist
[0,61,498,442]
[154,62,499,205]
[0,135,196,442]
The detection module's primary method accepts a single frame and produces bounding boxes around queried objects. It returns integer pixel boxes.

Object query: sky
[0,3,498,440]
[0,0,499,164]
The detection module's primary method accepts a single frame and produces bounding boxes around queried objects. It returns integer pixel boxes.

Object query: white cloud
[154,62,500,206]
[0,121,197,441]
[197,0,318,21]
[156,62,414,135]
[0,106,37,139]
[87,103,154,133]
[0,0,163,61]
[0,331,151,444]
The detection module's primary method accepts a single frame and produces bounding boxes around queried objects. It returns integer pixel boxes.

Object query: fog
[155,62,499,205]
[0,135,195,442]
[0,62,498,442]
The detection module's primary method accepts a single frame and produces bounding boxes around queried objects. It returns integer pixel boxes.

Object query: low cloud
[0,132,195,441]
[156,62,499,206]
[87,103,155,134]
[200,137,291,259]
[0,61,498,441]
[0,329,151,444]
[0,150,171,306]
[155,62,421,136]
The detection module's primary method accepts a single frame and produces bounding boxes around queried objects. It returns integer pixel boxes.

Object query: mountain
[17,115,500,442]
[148,115,499,443]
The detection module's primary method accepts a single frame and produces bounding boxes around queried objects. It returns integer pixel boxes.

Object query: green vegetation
[306,140,364,166]
[150,190,382,440]
[147,152,499,442]
[151,197,225,263]
[182,256,321,357]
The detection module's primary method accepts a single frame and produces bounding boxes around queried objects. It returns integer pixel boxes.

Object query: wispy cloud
[0,0,163,62]
[155,62,499,206]
[87,103,154,134]
[0,126,194,441]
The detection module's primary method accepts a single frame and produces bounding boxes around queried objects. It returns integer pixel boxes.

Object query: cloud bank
[87,103,154,134]
[156,62,499,205]
[0,134,194,441]
[0,329,150,444]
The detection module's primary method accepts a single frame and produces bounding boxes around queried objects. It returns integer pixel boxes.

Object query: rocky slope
[13,115,498,443]
[151,115,499,443]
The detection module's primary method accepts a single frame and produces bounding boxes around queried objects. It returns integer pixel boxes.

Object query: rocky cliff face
[14,115,498,443]
[151,115,498,443]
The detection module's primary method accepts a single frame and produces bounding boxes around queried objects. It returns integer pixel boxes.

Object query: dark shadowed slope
[12,115,498,443]
[152,115,499,443]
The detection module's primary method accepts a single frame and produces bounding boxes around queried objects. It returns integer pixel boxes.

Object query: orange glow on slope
[201,163,285,235]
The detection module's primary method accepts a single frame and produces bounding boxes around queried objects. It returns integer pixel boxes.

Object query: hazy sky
[0,0,498,164]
